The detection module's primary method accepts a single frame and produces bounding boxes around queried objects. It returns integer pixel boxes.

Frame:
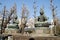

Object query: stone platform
[35,27,50,34]
[13,35,60,40]
[1,33,60,40]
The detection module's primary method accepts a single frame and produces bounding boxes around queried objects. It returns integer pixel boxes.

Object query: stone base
[13,35,60,40]
[35,27,50,34]
[5,28,18,34]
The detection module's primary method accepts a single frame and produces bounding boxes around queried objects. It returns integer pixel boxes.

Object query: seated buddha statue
[38,8,47,22]
[35,8,50,27]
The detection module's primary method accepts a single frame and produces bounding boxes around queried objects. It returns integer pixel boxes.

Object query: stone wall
[13,36,60,40]
[13,36,30,40]
[35,27,50,34]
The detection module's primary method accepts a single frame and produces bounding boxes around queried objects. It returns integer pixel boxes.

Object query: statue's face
[15,17,17,19]
[40,12,43,15]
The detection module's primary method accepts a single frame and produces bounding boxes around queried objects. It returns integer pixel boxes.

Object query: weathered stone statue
[38,8,47,22]
[5,15,19,33]
[12,15,19,29]
[35,7,50,27]
[34,7,51,35]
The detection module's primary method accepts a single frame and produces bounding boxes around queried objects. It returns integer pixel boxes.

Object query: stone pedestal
[5,28,18,34]
[35,27,50,34]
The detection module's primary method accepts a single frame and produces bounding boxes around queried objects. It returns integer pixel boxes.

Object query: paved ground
[0,33,60,40]
[13,35,60,40]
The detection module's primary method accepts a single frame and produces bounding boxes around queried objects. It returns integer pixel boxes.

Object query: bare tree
[50,0,60,36]
[33,0,37,23]
[20,4,29,34]
[0,3,17,34]
[1,6,6,34]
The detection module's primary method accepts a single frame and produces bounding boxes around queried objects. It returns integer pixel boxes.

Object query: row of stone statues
[5,7,51,33]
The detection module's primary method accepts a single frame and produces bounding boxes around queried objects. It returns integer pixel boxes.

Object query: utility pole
[50,0,57,35]
[21,4,29,34]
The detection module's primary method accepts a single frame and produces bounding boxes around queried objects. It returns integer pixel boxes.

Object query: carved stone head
[40,7,44,15]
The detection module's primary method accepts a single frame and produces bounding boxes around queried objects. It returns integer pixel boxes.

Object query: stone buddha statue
[34,8,51,34]
[35,8,50,27]
[13,15,19,24]
[10,15,19,29]
[5,15,19,33]
[38,8,47,22]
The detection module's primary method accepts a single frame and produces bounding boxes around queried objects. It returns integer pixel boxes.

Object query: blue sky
[0,0,60,21]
